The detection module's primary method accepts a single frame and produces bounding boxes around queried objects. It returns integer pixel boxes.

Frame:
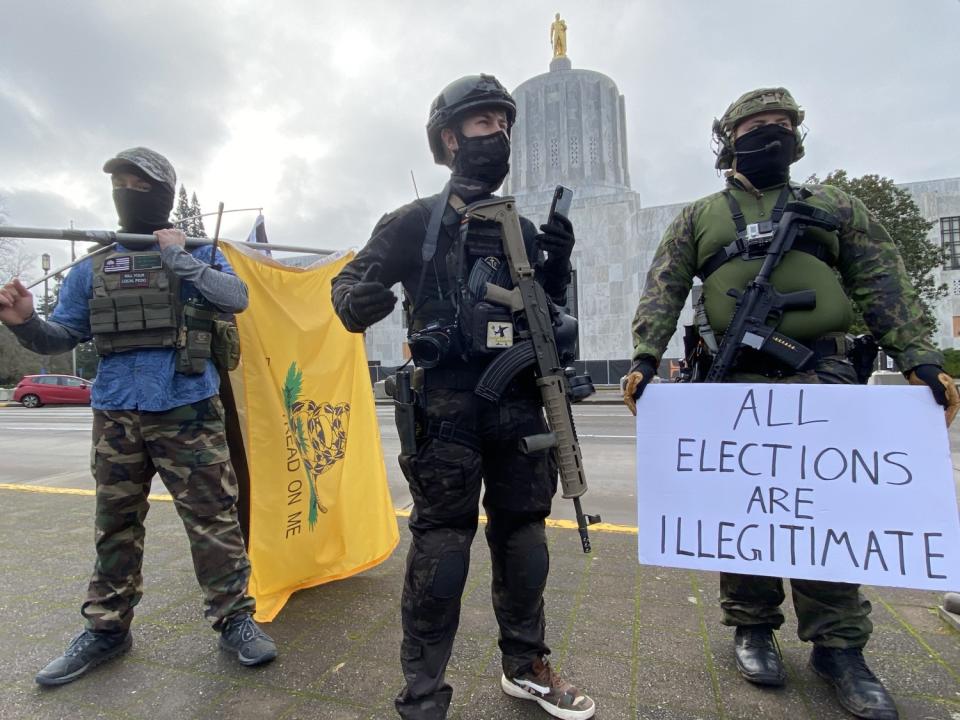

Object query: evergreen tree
[808,170,946,333]
[174,184,191,231]
[190,192,207,237]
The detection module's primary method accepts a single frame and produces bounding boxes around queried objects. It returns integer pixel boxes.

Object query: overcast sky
[2,0,959,275]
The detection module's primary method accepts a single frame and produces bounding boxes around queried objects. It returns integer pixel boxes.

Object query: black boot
[35,629,132,686]
[810,646,898,720]
[733,625,786,686]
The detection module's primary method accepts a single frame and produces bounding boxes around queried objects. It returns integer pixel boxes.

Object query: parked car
[13,374,92,408]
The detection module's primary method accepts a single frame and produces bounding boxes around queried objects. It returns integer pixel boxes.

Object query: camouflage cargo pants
[82,395,255,633]
[394,386,557,720]
[720,357,873,648]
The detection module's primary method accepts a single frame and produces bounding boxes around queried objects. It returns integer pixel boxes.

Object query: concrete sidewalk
[1,486,958,720]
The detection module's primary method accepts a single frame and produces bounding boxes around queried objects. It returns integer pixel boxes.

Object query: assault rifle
[705,202,839,382]
[461,197,600,553]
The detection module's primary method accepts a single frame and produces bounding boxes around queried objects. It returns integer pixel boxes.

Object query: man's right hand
[348,263,397,329]
[621,358,657,416]
[0,278,36,326]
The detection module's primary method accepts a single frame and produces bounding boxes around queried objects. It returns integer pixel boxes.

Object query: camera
[407,321,456,369]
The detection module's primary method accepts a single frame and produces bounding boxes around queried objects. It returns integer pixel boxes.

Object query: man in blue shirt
[0,147,277,685]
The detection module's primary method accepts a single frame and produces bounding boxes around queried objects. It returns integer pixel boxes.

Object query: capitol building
[362,47,960,385]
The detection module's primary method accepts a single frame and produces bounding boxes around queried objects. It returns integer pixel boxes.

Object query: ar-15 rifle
[705,202,839,382]
[461,197,600,553]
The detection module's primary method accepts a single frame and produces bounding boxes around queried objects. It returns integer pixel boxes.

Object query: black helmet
[427,74,517,164]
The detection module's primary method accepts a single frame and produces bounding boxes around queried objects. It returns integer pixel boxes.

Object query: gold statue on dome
[551,13,567,58]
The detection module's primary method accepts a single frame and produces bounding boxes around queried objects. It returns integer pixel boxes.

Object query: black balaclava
[732,124,796,190]
[449,129,511,201]
[112,167,175,234]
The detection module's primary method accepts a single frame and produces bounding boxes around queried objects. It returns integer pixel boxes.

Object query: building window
[953,316,960,337]
[589,136,599,165]
[569,136,580,166]
[953,279,960,296]
[530,142,541,174]
[942,216,960,269]
[549,137,560,168]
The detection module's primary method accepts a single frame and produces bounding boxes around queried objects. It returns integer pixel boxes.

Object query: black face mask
[450,130,511,200]
[113,186,174,234]
[733,124,796,189]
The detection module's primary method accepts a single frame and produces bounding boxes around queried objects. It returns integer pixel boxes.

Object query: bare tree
[0,195,36,281]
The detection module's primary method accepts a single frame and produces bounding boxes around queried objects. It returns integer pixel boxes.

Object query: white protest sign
[636,383,960,590]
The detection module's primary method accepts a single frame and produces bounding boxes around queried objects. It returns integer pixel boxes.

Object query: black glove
[537,213,575,265]
[908,364,960,425]
[621,358,657,416]
[348,263,397,329]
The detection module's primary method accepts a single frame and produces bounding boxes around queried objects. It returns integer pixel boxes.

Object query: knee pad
[431,550,467,599]
[508,542,549,591]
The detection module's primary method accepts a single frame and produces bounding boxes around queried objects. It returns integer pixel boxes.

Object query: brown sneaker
[501,657,595,719]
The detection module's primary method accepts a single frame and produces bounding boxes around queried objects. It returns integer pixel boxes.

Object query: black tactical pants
[394,386,557,720]
[720,357,873,648]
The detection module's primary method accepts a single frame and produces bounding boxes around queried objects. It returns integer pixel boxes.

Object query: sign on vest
[635,384,960,591]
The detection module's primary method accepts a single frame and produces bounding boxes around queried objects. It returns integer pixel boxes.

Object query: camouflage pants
[394,386,557,720]
[82,395,255,633]
[719,357,873,648]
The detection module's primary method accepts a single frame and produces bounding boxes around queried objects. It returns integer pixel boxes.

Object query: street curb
[0,402,21,408]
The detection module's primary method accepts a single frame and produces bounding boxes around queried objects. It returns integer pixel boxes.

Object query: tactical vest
[696,186,854,342]
[89,250,215,374]
[407,193,515,362]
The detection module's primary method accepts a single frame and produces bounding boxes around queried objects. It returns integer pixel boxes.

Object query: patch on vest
[134,255,163,270]
[486,321,513,348]
[103,256,132,273]
[119,272,150,289]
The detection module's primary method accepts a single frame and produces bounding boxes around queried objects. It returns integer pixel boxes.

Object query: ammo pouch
[176,301,216,375]
[459,300,515,357]
[211,320,241,371]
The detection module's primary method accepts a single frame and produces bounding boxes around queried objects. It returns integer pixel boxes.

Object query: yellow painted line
[0,483,641,536]
[0,482,173,502]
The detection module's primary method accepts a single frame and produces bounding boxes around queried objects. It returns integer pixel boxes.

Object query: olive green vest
[89,250,215,374]
[89,251,182,354]
[698,186,853,341]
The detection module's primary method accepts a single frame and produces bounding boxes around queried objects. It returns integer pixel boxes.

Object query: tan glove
[621,359,657,416]
[908,364,960,426]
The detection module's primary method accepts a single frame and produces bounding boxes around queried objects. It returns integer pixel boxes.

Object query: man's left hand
[908,364,960,426]
[537,213,575,264]
[155,228,186,250]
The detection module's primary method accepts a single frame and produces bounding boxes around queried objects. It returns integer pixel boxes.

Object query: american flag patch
[103,256,132,273]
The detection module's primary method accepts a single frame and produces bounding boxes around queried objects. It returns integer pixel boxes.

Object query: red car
[13,374,93,408]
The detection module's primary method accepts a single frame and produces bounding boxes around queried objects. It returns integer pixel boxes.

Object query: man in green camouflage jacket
[623,88,959,720]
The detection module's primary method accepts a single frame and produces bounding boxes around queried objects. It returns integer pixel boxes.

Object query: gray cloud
[1,0,958,262]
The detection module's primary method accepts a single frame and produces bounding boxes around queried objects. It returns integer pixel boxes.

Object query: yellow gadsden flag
[221,242,399,621]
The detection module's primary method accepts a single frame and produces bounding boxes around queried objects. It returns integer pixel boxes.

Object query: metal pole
[1,227,336,256]
[25,244,116,291]
[40,254,51,319]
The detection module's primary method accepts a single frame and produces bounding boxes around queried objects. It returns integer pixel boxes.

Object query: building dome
[504,57,631,203]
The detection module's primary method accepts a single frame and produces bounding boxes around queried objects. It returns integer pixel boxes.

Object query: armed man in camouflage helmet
[0,147,277,686]
[331,74,594,720]
[623,88,960,720]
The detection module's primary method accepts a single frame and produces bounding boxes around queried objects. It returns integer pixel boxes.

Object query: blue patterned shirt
[51,245,235,412]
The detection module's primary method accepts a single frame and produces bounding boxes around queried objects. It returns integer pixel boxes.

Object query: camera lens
[409,332,450,369]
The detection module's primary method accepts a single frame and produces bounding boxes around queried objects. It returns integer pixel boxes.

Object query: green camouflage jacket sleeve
[630,203,699,364]
[819,185,944,372]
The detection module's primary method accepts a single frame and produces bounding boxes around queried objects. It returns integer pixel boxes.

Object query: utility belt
[728,333,854,378]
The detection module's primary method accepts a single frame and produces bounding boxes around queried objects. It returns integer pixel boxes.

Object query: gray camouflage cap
[102,147,176,193]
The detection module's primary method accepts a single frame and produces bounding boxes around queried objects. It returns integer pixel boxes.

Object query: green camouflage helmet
[713,87,805,170]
